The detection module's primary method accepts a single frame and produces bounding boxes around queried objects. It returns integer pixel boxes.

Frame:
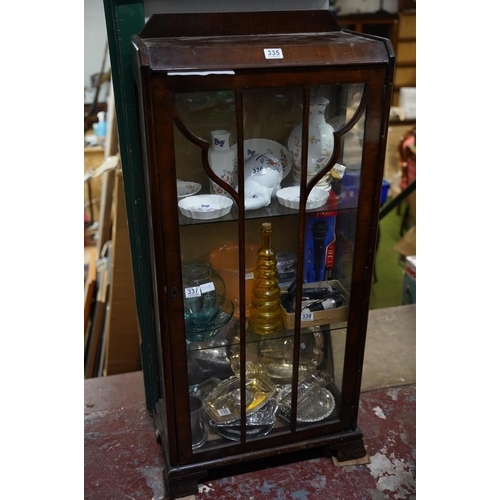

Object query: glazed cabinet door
[147,70,388,465]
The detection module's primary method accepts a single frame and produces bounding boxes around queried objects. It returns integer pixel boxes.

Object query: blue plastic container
[380,179,390,206]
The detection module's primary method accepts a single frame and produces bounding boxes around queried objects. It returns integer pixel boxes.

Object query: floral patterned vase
[208,130,237,196]
[287,97,334,189]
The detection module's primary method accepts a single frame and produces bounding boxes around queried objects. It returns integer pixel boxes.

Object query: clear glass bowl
[183,262,233,341]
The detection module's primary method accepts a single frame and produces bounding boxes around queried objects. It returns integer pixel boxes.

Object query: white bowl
[177,180,202,199]
[231,138,292,180]
[276,186,329,210]
[178,194,233,220]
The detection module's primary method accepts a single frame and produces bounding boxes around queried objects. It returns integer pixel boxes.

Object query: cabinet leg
[328,437,367,463]
[165,470,206,500]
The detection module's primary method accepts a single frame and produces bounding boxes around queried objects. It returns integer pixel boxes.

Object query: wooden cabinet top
[133,11,394,72]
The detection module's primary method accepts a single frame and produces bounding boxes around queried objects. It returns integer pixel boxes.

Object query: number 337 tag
[264,48,283,59]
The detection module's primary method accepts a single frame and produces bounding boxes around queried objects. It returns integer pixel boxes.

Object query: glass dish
[185,299,234,342]
[210,399,278,441]
[295,388,335,422]
[203,374,277,424]
[212,423,274,441]
[276,370,335,423]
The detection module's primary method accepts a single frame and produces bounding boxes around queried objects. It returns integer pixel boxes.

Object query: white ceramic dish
[177,180,202,199]
[178,194,233,220]
[231,139,292,180]
[276,186,329,210]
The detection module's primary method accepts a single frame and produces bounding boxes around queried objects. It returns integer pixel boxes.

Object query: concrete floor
[84,305,416,500]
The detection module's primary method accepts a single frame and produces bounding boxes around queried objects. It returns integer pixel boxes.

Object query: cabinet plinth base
[165,470,206,500]
[328,436,367,463]
[158,433,368,498]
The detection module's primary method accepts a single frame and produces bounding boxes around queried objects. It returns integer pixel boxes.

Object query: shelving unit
[337,4,416,107]
[394,9,416,105]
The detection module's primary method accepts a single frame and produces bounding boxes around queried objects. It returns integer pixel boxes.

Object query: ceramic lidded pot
[287,96,334,188]
[243,153,283,203]
[243,180,271,211]
[208,130,237,196]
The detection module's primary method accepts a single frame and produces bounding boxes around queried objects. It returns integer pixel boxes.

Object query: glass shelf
[186,318,348,353]
[177,187,359,226]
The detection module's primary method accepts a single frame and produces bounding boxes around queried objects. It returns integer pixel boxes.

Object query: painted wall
[144,0,328,17]
[84,0,110,104]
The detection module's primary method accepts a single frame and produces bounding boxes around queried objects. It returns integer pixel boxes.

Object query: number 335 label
[264,48,283,59]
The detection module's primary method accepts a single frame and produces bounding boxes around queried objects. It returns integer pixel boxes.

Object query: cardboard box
[393,225,416,257]
[281,280,349,329]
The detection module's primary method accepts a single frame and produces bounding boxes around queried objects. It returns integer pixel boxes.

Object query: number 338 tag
[264,48,283,59]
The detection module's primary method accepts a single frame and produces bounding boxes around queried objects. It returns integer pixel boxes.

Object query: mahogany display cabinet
[131,10,394,499]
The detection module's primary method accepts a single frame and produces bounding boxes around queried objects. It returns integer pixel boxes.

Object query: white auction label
[264,48,283,59]
[185,286,201,298]
[245,272,254,280]
[200,282,215,293]
[301,312,314,322]
[251,166,266,176]
[217,408,232,417]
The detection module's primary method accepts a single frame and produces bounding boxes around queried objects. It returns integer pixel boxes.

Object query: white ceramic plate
[276,186,329,210]
[178,194,233,220]
[231,139,292,180]
[177,180,202,199]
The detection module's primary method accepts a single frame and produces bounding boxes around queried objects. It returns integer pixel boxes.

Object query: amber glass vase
[248,223,283,335]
